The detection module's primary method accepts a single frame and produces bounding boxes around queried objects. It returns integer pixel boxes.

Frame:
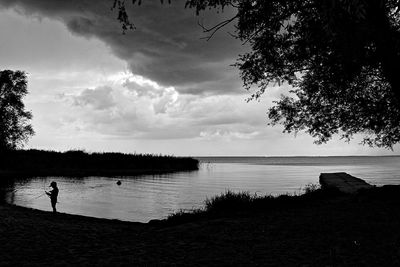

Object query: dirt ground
[1,189,400,266]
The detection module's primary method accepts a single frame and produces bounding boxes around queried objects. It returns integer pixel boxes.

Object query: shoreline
[2,202,146,225]
[2,186,400,265]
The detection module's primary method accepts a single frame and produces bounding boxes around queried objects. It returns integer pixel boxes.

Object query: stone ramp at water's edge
[319,172,373,194]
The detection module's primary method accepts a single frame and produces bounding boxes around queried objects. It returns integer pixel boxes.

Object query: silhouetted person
[46,181,59,213]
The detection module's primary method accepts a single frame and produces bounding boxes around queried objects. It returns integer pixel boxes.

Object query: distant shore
[0,149,199,178]
[2,186,400,265]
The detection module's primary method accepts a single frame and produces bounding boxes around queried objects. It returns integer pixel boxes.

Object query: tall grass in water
[164,185,338,225]
[204,184,324,213]
[204,191,256,213]
[0,149,199,177]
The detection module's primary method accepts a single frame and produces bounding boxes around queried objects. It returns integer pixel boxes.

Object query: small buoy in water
[116,180,121,186]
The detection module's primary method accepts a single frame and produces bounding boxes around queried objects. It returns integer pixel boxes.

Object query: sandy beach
[2,187,400,266]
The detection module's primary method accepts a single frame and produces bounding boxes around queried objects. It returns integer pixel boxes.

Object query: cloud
[52,71,268,141]
[0,0,247,96]
[72,86,116,110]
[199,129,261,141]
[4,2,398,155]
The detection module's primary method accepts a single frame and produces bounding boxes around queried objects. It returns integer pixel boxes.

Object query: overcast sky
[0,0,398,156]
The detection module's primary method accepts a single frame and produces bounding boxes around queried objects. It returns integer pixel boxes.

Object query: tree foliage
[0,70,34,150]
[115,0,400,148]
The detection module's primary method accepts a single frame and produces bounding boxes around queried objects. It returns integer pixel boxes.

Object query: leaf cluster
[0,70,34,151]
[188,0,400,148]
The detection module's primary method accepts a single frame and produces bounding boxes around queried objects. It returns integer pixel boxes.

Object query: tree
[115,0,400,148]
[0,70,34,150]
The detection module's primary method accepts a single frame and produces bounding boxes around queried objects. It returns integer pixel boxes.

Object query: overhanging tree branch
[197,14,238,41]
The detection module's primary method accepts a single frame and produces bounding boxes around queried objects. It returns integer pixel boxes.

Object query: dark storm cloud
[0,0,246,95]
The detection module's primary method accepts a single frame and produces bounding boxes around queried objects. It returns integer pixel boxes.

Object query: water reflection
[0,178,18,204]
[2,157,400,222]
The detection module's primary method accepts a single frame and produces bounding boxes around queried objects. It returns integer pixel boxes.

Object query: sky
[0,0,398,156]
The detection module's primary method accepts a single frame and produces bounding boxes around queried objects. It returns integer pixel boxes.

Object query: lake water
[3,156,400,222]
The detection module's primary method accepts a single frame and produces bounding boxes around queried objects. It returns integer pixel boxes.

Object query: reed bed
[0,149,199,177]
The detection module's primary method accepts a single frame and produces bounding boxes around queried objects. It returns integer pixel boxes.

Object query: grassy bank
[163,185,338,224]
[2,185,400,265]
[0,149,199,177]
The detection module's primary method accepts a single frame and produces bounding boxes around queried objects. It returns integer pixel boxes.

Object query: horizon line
[192,155,400,158]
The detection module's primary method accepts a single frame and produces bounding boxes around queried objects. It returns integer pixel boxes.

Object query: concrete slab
[319,172,373,194]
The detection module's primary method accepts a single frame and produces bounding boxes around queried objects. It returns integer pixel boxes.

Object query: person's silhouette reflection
[45,181,59,213]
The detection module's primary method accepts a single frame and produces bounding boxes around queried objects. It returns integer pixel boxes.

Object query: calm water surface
[4,156,400,222]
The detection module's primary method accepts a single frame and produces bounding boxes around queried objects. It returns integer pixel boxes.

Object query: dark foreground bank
[0,149,199,177]
[2,186,400,266]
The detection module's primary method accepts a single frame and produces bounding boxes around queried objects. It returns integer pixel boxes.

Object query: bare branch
[197,14,238,41]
